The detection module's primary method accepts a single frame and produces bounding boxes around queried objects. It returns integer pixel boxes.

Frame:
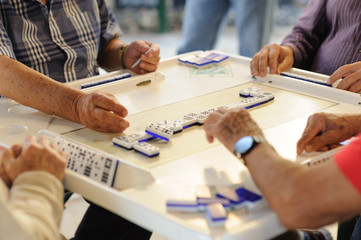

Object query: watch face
[235,136,254,154]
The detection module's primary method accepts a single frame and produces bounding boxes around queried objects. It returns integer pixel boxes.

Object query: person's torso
[311,0,361,75]
[0,0,102,82]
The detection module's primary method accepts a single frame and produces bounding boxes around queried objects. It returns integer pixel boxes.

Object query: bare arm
[0,55,82,121]
[246,143,361,229]
[0,55,129,132]
[297,112,361,154]
[203,109,361,229]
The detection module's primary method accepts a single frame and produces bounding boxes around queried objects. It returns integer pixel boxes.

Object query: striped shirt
[282,0,361,75]
[0,0,122,82]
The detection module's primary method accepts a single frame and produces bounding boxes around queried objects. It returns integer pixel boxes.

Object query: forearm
[0,55,83,123]
[245,143,359,229]
[97,38,125,71]
[246,143,304,220]
[9,172,64,240]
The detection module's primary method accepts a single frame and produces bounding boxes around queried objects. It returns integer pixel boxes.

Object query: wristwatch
[234,136,266,165]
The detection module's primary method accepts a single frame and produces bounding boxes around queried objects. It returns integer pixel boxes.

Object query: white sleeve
[0,171,64,240]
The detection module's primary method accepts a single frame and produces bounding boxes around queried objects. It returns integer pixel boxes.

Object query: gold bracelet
[118,43,129,69]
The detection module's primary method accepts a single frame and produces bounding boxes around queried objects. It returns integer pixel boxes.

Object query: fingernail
[121,110,128,117]
[121,121,129,128]
[305,144,312,152]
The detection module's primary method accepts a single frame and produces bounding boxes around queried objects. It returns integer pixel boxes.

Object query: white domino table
[1,51,361,239]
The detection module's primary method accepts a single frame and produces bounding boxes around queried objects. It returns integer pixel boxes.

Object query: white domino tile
[112,136,138,150]
[126,132,154,142]
[157,120,183,133]
[133,142,160,157]
[55,137,118,187]
[182,113,199,127]
[145,123,174,140]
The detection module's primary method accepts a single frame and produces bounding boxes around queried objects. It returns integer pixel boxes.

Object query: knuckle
[270,43,279,50]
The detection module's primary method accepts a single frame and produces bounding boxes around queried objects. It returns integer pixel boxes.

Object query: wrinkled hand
[75,91,130,133]
[123,40,160,74]
[250,44,294,77]
[3,136,67,183]
[0,146,13,187]
[203,108,264,153]
[297,113,360,155]
[328,62,361,92]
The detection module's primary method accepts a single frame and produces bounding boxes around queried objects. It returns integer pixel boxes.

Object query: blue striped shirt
[0,0,122,82]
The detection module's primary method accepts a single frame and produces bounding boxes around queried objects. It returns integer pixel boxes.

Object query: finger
[259,46,270,77]
[250,53,260,76]
[145,43,160,58]
[328,144,341,150]
[337,71,361,90]
[0,146,12,165]
[141,54,160,65]
[204,130,215,143]
[93,108,130,131]
[132,40,152,54]
[203,117,219,143]
[22,135,37,152]
[139,61,158,72]
[328,65,350,85]
[296,118,322,155]
[139,69,150,75]
[304,130,342,153]
[277,55,293,74]
[10,144,22,158]
[92,92,128,117]
[348,79,361,92]
[268,44,280,74]
[38,136,51,146]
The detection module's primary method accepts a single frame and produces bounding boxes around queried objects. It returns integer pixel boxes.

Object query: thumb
[304,130,341,152]
[277,58,292,74]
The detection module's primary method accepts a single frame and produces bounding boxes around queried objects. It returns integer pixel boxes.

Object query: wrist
[118,43,129,69]
[234,136,267,166]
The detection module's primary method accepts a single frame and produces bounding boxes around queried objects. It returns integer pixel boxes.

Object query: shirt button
[67,67,71,71]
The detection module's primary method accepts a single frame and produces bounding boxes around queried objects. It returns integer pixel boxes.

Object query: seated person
[0,0,159,238]
[203,109,361,239]
[0,136,67,240]
[250,0,361,93]
[0,0,160,133]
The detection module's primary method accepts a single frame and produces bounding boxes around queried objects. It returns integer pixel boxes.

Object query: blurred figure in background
[177,0,276,57]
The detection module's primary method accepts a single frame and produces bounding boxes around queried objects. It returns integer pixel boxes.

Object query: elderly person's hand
[297,113,361,155]
[203,108,264,153]
[75,91,130,133]
[123,40,160,74]
[328,62,361,92]
[250,44,294,77]
[2,136,67,184]
[0,146,13,187]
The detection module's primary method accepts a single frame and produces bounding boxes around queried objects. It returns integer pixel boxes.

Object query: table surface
[1,51,361,240]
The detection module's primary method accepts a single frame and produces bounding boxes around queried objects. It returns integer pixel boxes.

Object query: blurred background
[106,0,308,59]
